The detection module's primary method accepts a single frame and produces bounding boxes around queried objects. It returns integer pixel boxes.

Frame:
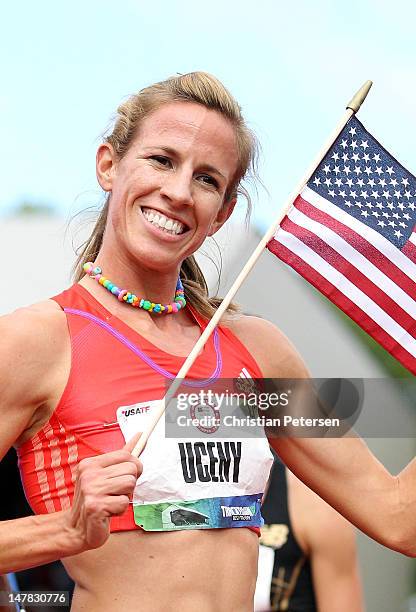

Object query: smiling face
[97,101,239,274]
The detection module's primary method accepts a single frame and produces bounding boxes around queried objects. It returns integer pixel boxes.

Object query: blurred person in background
[255,457,364,611]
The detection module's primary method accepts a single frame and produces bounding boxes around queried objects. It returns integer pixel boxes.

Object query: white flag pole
[131,80,373,457]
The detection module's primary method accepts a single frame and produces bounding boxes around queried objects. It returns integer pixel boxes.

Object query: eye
[149,155,172,167]
[197,174,219,188]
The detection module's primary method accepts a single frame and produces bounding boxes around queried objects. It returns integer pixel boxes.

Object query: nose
[159,169,194,207]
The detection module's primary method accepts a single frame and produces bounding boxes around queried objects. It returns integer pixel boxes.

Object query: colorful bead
[83,262,186,315]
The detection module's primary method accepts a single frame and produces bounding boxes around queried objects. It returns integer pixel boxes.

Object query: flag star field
[311,117,416,249]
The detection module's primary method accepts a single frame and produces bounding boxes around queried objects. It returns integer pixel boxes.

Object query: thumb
[123,430,145,457]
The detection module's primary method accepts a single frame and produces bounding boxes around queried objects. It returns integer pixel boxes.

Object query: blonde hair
[73,71,259,318]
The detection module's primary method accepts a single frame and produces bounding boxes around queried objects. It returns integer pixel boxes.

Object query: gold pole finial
[346,80,373,113]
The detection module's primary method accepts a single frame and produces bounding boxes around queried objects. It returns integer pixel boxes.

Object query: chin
[128,247,184,274]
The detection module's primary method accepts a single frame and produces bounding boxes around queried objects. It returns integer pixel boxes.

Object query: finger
[79,450,140,471]
[84,496,130,546]
[123,430,142,454]
[100,461,139,480]
[82,464,137,498]
[88,474,138,497]
[104,495,131,516]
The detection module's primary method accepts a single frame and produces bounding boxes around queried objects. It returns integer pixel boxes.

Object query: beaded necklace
[83,262,186,314]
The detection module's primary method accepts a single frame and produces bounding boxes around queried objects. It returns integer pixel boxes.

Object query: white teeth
[142,208,185,235]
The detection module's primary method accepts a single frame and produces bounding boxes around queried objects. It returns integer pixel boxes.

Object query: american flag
[267,116,416,374]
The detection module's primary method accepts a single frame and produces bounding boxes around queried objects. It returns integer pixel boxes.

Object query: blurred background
[0,1,415,610]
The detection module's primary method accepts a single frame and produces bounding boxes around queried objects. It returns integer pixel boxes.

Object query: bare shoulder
[1,299,66,346]
[225,314,309,378]
[0,299,69,400]
[0,299,70,454]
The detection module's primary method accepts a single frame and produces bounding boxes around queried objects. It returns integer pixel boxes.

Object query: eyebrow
[142,146,227,181]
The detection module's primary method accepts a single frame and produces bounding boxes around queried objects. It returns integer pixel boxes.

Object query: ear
[96,143,117,192]
[208,197,237,236]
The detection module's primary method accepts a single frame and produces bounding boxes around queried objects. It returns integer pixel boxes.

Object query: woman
[255,457,364,611]
[0,72,414,612]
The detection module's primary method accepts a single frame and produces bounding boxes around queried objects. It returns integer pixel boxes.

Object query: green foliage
[10,201,56,217]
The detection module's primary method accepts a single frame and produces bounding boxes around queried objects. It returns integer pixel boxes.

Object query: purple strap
[64,308,222,387]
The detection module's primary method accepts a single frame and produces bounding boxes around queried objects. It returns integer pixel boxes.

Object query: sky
[2,0,416,231]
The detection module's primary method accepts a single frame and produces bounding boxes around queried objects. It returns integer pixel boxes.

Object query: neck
[93,251,183,306]
[80,274,195,332]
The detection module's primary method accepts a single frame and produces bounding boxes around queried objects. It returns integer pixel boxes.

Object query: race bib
[117,399,273,531]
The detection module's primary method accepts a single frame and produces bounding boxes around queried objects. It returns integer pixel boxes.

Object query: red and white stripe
[238,367,253,379]
[267,185,416,374]
[402,226,416,263]
[31,429,56,514]
[28,420,79,513]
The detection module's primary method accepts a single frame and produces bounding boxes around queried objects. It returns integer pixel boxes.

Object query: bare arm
[310,524,364,612]
[0,442,142,574]
[275,436,410,555]
[289,471,364,612]
[0,512,83,575]
[0,306,142,573]
[230,315,416,556]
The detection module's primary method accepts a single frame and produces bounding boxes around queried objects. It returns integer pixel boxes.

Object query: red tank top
[17,284,267,533]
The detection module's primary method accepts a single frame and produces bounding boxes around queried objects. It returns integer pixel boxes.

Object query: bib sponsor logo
[220,505,256,521]
[122,405,151,417]
[178,441,242,484]
[116,401,155,438]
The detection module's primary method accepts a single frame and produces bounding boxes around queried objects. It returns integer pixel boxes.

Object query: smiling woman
[93,102,237,284]
[73,72,259,319]
[1,71,416,612]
